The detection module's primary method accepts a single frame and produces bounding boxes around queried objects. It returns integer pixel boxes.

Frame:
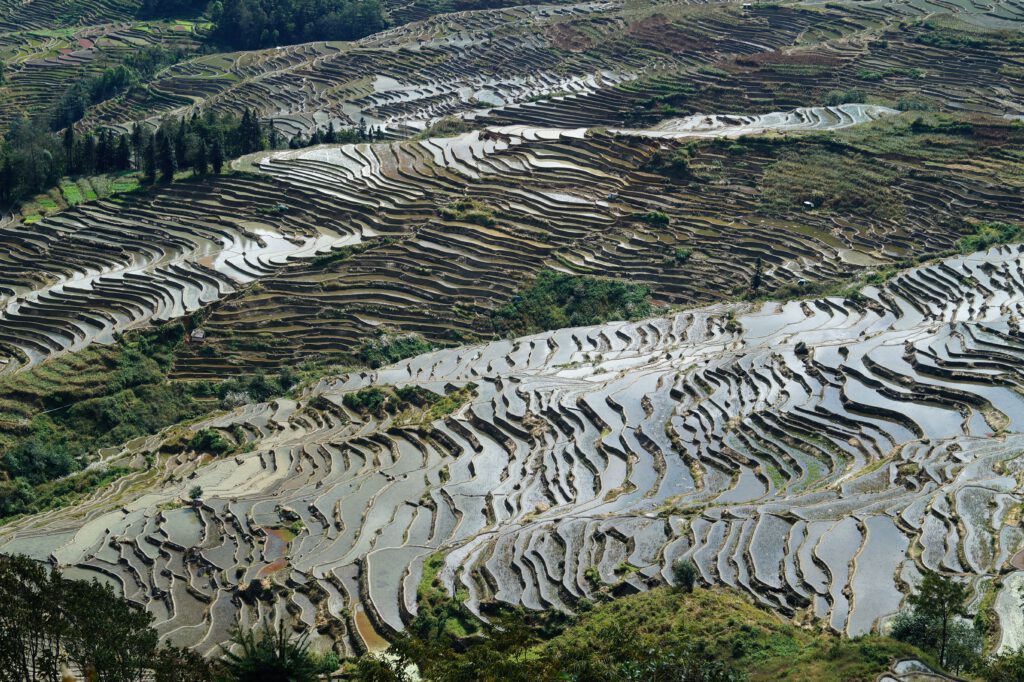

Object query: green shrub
[188,428,231,455]
[640,211,670,227]
[357,333,434,368]
[959,222,1022,253]
[823,89,867,105]
[673,559,698,593]
[492,271,655,336]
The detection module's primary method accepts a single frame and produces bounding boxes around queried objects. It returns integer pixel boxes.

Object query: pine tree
[97,129,112,173]
[116,136,131,171]
[83,134,98,175]
[194,139,209,177]
[175,118,188,170]
[144,135,157,183]
[0,156,13,203]
[131,123,144,169]
[157,132,176,183]
[325,121,336,144]
[63,126,75,173]
[250,111,263,152]
[211,138,224,175]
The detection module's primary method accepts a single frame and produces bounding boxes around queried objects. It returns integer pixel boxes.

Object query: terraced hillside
[0,19,204,131]
[1,0,1023,673]
[3,244,1024,658]
[5,106,1022,375]
[74,0,1024,139]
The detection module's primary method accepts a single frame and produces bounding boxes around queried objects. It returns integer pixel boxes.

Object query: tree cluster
[0,554,207,682]
[210,0,387,50]
[0,117,64,205]
[0,554,339,682]
[889,569,1024,679]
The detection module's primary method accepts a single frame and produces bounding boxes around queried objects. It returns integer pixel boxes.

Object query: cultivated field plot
[69,0,1024,139]
[3,245,1024,656]
[4,106,1022,376]
[0,18,203,131]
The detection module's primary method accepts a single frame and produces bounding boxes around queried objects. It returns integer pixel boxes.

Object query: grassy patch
[0,324,211,519]
[382,583,931,681]
[492,270,654,337]
[342,383,476,424]
[356,332,434,369]
[439,198,497,227]
[959,221,1023,253]
[760,150,903,220]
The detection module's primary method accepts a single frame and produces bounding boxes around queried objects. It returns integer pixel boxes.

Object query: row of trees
[137,0,387,50]
[1,100,379,220]
[210,0,387,50]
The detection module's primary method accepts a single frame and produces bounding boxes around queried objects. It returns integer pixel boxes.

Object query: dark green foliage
[189,428,232,455]
[215,368,297,404]
[220,620,320,682]
[643,146,693,180]
[982,649,1024,681]
[822,89,867,105]
[492,271,654,337]
[890,610,981,674]
[673,559,697,593]
[760,150,903,220]
[958,222,1022,253]
[152,645,219,682]
[439,198,496,226]
[357,333,434,368]
[342,387,391,416]
[0,554,159,682]
[914,22,1024,50]
[210,0,386,51]
[139,0,210,18]
[0,324,214,520]
[910,116,974,136]
[0,116,64,205]
[891,570,980,672]
[640,210,670,227]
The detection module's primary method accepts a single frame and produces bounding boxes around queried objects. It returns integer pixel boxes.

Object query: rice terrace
[0,0,1024,680]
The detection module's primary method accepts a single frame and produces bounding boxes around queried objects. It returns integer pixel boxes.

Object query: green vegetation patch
[342,383,476,423]
[492,270,655,337]
[369,582,930,682]
[959,221,1023,253]
[0,324,210,519]
[439,198,497,227]
[760,149,903,220]
[356,332,434,368]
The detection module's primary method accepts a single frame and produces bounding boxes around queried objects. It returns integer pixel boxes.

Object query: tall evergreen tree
[144,135,158,184]
[63,126,75,173]
[131,123,144,169]
[194,139,209,177]
[83,134,98,175]
[116,136,132,171]
[211,138,224,175]
[158,133,176,183]
[175,118,188,170]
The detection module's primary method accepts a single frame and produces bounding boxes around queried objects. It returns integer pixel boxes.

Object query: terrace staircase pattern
[73,0,1024,141]
[4,245,1024,655]
[177,113,1022,377]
